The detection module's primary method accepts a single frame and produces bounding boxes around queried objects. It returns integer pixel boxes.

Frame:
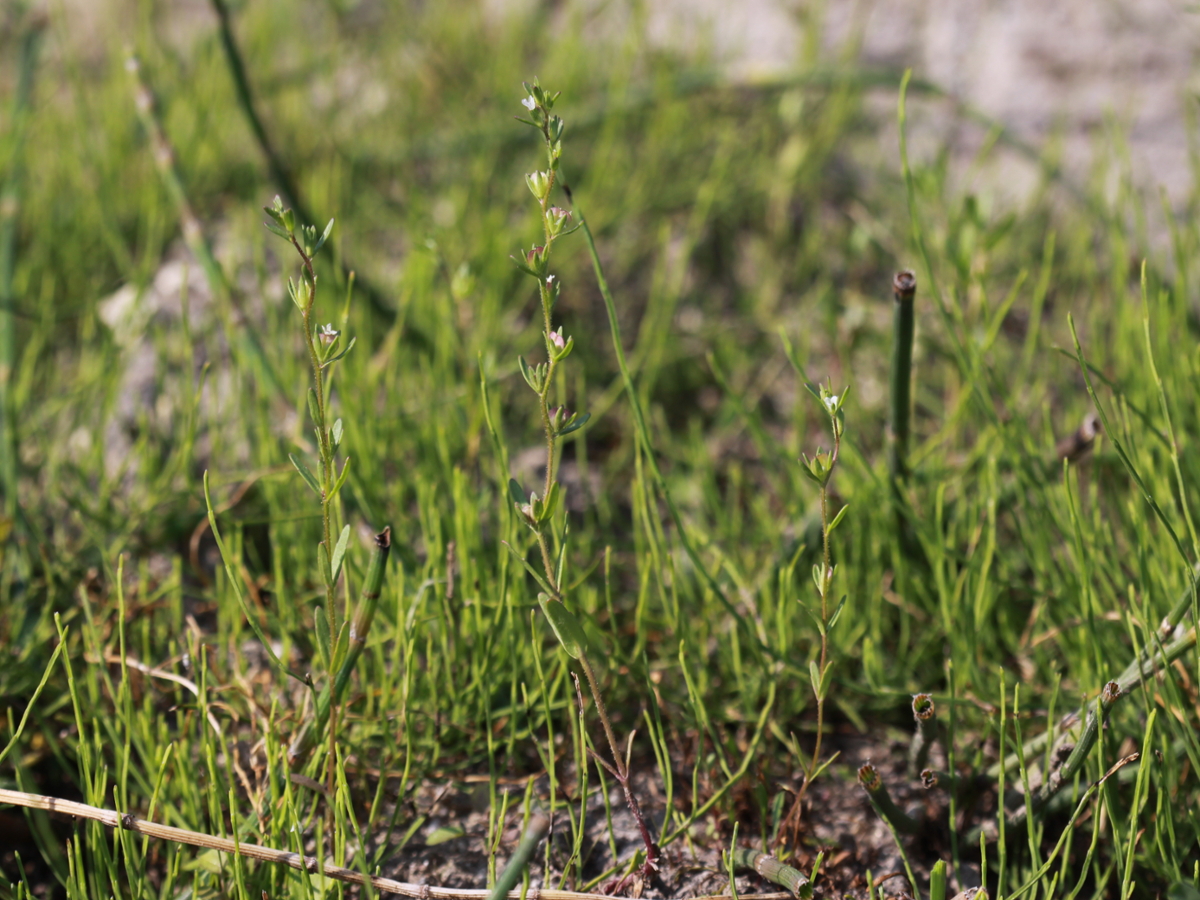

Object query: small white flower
[549,330,566,350]
[318,323,340,345]
[546,275,556,284]
[824,394,839,412]
[521,96,537,111]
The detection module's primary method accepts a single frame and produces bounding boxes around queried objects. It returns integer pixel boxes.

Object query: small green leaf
[331,418,344,449]
[332,456,351,496]
[538,593,588,659]
[808,660,821,699]
[289,453,321,494]
[827,595,848,631]
[501,542,556,596]
[517,356,541,392]
[330,620,350,675]
[817,662,834,700]
[827,503,850,534]
[315,607,332,671]
[508,478,525,505]
[318,542,334,591]
[426,825,466,846]
[264,220,290,241]
[538,482,561,523]
[557,411,591,437]
[331,525,351,583]
[315,218,335,253]
[307,388,321,429]
[812,562,829,597]
[799,599,826,636]
[320,335,357,369]
[509,254,539,278]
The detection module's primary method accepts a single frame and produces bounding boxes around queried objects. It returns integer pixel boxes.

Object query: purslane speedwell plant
[782,380,849,842]
[508,80,661,882]
[259,196,392,770]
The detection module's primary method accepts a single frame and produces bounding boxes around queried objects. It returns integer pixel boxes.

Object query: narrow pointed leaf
[332,456,352,496]
[289,453,321,494]
[827,594,848,631]
[320,335,357,368]
[307,388,321,429]
[315,607,332,671]
[827,503,850,534]
[508,478,526,505]
[316,218,335,252]
[556,411,591,437]
[331,524,351,583]
[501,542,556,597]
[330,621,350,675]
[510,255,539,278]
[318,541,334,591]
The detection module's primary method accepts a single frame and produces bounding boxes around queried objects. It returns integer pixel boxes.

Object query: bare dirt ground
[372,729,971,900]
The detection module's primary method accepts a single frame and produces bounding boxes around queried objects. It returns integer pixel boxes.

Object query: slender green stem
[487,813,550,900]
[888,270,916,486]
[858,763,919,835]
[289,527,392,767]
[1006,680,1122,829]
[293,237,336,611]
[990,572,1199,780]
[518,86,660,877]
[807,481,832,778]
[908,693,937,777]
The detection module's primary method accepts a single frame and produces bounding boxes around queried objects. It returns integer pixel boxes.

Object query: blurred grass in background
[2,0,1200,898]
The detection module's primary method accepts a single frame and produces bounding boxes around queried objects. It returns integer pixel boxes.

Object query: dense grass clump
[2,4,1200,900]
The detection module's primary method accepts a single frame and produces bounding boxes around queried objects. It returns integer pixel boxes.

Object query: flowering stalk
[510,81,658,882]
[781,382,850,843]
[263,197,366,768]
[511,83,588,583]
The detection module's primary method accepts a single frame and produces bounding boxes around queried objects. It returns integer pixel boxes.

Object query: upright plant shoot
[782,381,850,841]
[509,80,660,881]
[260,197,390,769]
